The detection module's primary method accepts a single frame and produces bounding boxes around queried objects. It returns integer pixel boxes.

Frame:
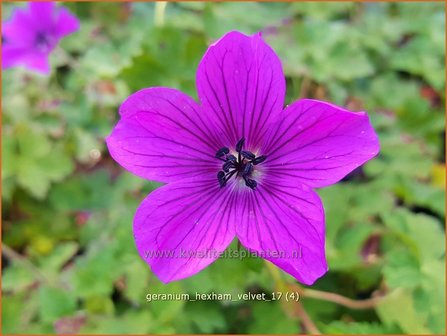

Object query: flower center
[215,138,266,190]
[35,32,53,53]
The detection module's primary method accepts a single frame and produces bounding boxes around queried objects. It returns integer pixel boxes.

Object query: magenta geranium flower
[106,31,379,285]
[2,2,79,74]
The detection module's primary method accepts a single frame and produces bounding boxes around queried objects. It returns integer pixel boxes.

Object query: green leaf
[1,133,16,180]
[419,259,446,334]
[2,263,36,293]
[382,209,445,262]
[84,295,115,315]
[16,157,52,199]
[248,301,300,334]
[323,321,400,334]
[186,302,226,333]
[376,288,431,334]
[38,286,77,324]
[49,170,114,211]
[390,36,445,90]
[203,2,288,39]
[122,259,151,304]
[17,126,51,158]
[147,280,186,325]
[39,147,74,182]
[80,310,154,334]
[2,295,28,334]
[383,249,422,289]
[331,224,375,270]
[71,246,121,298]
[37,242,78,273]
[291,2,354,20]
[395,179,445,217]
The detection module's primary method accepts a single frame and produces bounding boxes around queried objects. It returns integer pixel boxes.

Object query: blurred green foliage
[2,1,445,334]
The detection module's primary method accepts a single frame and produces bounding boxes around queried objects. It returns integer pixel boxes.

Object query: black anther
[227,154,237,162]
[235,138,245,152]
[242,162,253,176]
[217,171,226,187]
[252,155,267,165]
[244,177,257,190]
[241,150,256,160]
[215,147,230,158]
[222,161,233,172]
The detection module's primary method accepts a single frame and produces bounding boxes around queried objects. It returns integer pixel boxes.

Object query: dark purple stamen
[215,147,230,158]
[227,154,237,162]
[235,138,245,152]
[217,171,226,187]
[241,150,256,160]
[215,138,266,190]
[35,32,53,52]
[222,161,233,172]
[243,176,257,189]
[252,155,267,165]
[243,162,253,175]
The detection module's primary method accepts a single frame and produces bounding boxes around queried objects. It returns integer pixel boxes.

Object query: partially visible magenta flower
[2,2,79,74]
[106,31,380,285]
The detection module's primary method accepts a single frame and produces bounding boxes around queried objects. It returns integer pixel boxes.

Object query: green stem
[264,260,321,334]
[302,288,383,309]
[296,301,321,334]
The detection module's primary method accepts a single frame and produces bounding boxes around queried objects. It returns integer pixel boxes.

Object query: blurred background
[1,1,445,334]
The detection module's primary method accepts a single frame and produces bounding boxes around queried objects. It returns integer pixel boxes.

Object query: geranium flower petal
[196,31,286,150]
[2,46,28,69]
[28,2,79,39]
[2,8,37,45]
[261,99,380,188]
[29,2,56,25]
[236,180,327,285]
[54,7,80,37]
[106,88,223,183]
[134,176,237,283]
[26,54,50,74]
